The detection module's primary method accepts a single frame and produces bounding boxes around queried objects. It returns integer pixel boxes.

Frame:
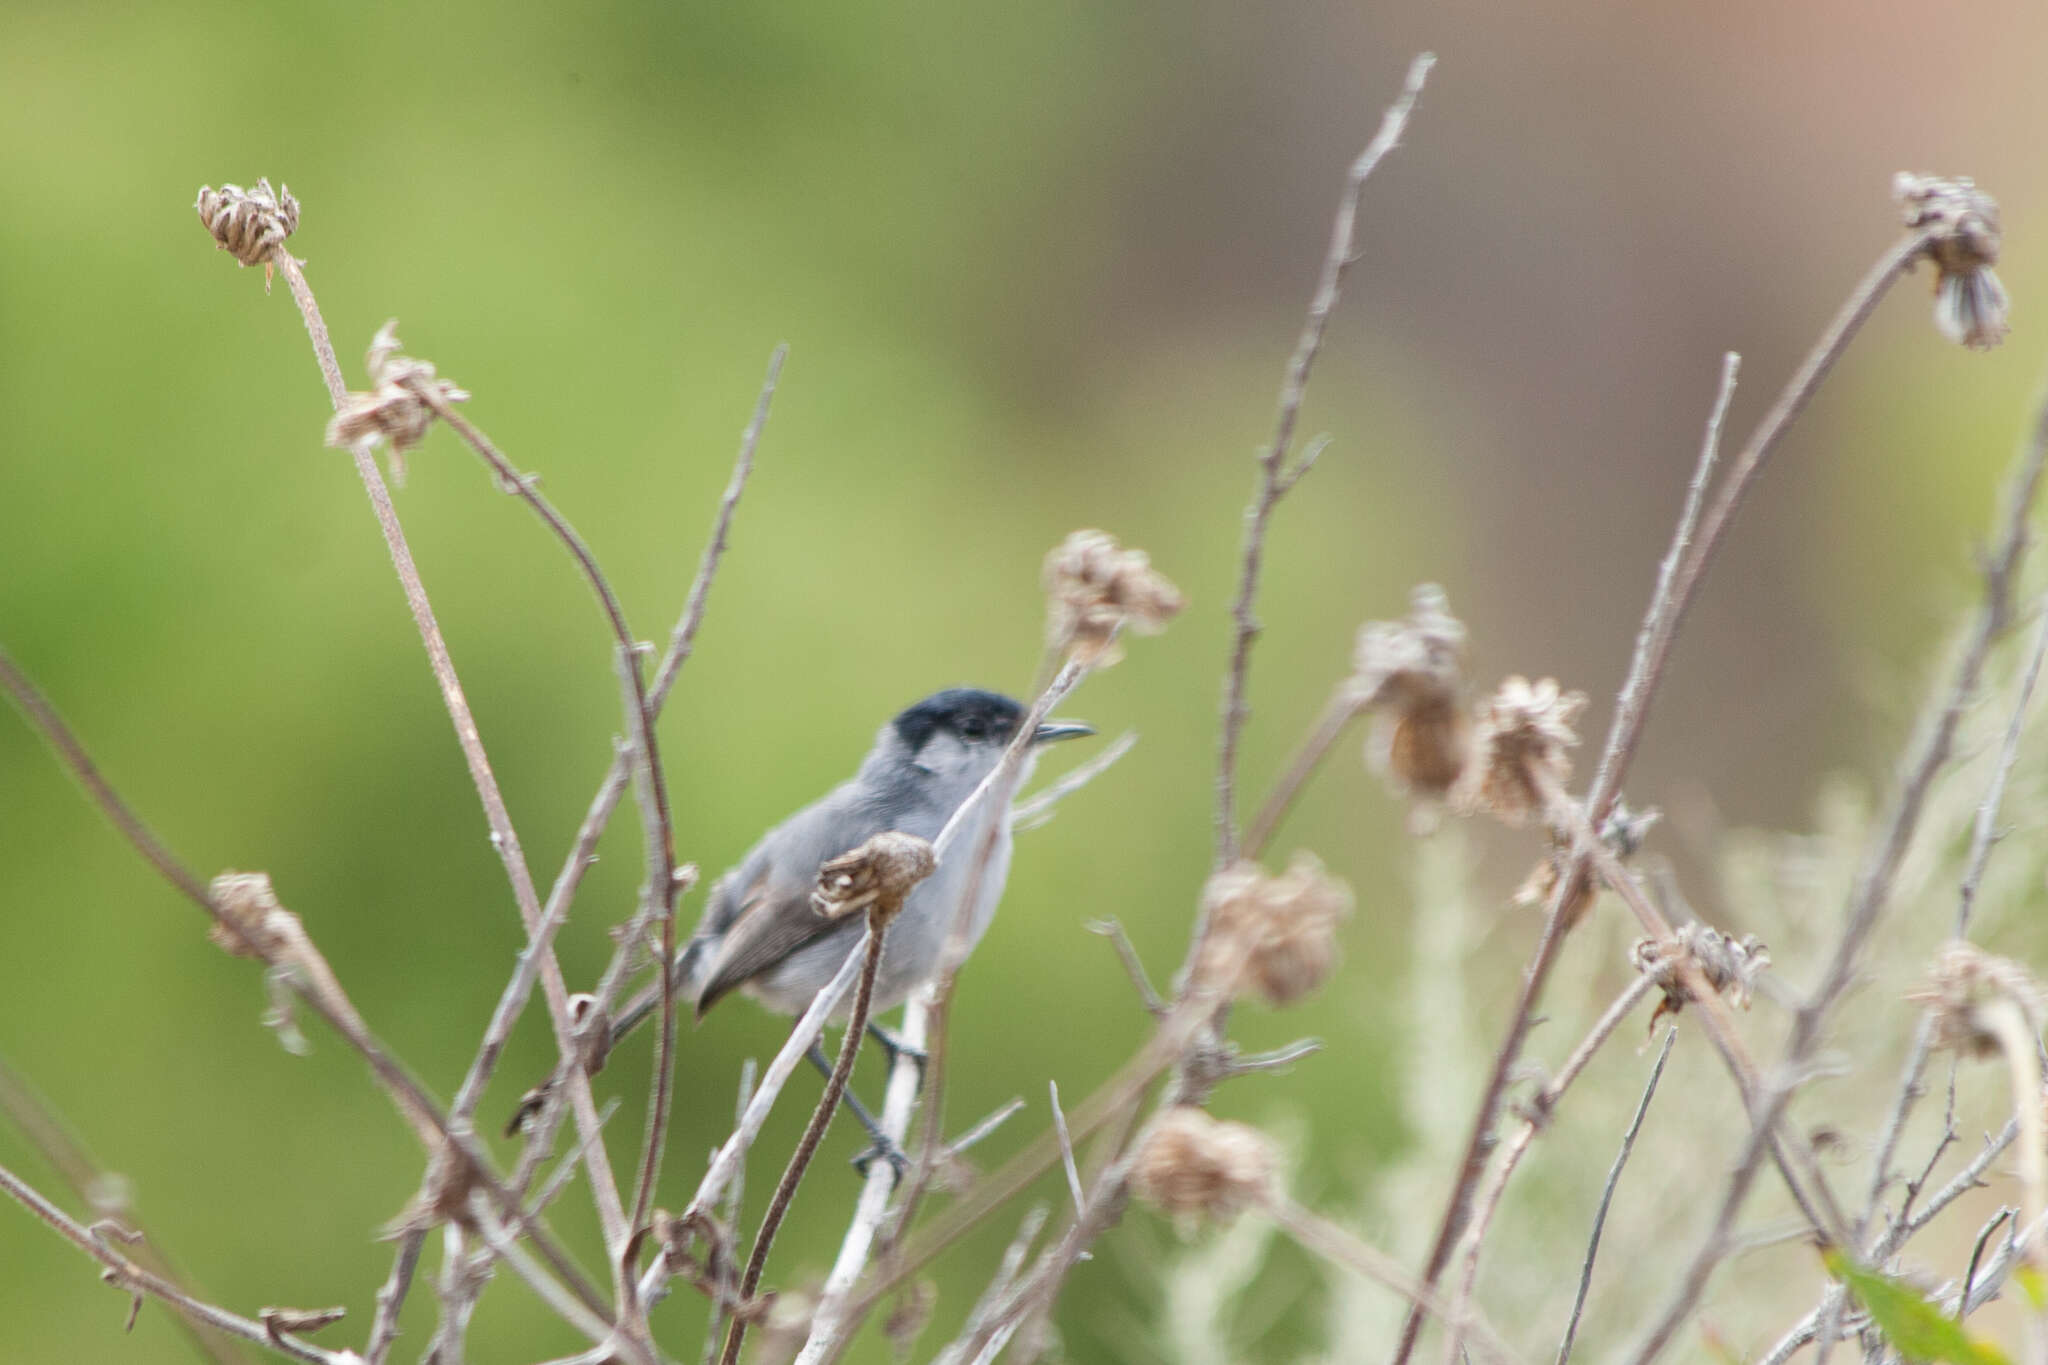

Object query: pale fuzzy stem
[1263,1194,1522,1365]
[795,989,935,1365]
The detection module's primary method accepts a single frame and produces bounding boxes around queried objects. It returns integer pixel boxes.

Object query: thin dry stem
[1212,49,1434,870]
[1396,242,1926,1365]
[1627,361,2048,1365]
[0,1160,349,1365]
[1554,1028,1677,1365]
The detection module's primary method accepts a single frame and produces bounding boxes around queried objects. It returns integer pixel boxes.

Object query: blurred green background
[4,1,2048,1361]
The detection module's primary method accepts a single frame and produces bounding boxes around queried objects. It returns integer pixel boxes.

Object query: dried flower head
[323,321,471,484]
[1351,586,1472,799]
[1454,675,1586,826]
[1908,941,2045,1059]
[1130,1106,1277,1227]
[208,870,295,960]
[195,179,300,284]
[1042,529,1186,666]
[1895,174,2009,349]
[812,830,936,926]
[1632,924,1771,1031]
[1195,852,1353,1006]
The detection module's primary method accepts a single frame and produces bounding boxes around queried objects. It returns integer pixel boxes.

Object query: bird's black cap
[892,688,1027,752]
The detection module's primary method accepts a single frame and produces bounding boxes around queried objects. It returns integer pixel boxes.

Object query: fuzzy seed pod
[1042,529,1185,666]
[208,870,294,960]
[1632,924,1770,1031]
[1895,173,2009,349]
[195,179,299,275]
[1454,675,1586,827]
[1908,941,2045,1059]
[1196,852,1353,1006]
[1353,585,1471,798]
[1130,1106,1277,1227]
[323,322,470,483]
[812,830,936,925]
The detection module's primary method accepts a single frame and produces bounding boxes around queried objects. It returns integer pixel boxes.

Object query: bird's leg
[805,1041,911,1177]
[865,1019,928,1071]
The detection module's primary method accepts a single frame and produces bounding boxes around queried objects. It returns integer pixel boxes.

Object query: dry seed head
[1195,852,1353,1006]
[195,179,300,279]
[208,870,296,960]
[1454,675,1586,826]
[1895,174,2009,349]
[1908,941,2045,1059]
[812,830,936,925]
[1351,584,1467,710]
[1353,585,1472,798]
[323,321,471,482]
[1042,529,1185,666]
[1130,1106,1277,1226]
[1631,924,1771,1030]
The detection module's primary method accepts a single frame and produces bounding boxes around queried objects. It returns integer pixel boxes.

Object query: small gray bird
[591,688,1092,1160]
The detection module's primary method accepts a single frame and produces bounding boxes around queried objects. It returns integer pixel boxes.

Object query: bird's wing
[694,867,859,1016]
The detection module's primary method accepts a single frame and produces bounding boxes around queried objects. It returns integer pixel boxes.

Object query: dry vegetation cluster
[6,51,2048,1365]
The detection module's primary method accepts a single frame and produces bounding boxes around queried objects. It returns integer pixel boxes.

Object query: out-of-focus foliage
[3,1,2047,1361]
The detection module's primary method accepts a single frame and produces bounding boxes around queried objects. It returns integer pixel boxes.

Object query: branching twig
[1627,361,2048,1365]
[1402,227,1938,1365]
[0,1161,348,1365]
[1210,49,1434,871]
[1011,729,1139,832]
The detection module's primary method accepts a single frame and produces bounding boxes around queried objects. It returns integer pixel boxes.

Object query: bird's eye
[960,717,987,741]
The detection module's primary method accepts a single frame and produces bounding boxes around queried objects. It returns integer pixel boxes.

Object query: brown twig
[0,1160,348,1365]
[0,1053,246,1365]
[1554,1028,1677,1365]
[258,243,633,1321]
[1211,50,1434,871]
[719,919,888,1365]
[1441,976,1658,1360]
[1397,233,1930,1363]
[0,649,615,1337]
[1626,360,2048,1365]
[414,396,685,1245]
[1240,685,1367,861]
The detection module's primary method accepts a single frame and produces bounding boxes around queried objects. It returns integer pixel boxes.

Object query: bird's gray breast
[743,796,1014,1018]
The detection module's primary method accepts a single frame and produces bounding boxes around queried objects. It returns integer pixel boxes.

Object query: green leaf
[1824,1250,2012,1365]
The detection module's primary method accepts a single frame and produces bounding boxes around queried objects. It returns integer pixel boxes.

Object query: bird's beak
[1032,719,1096,745]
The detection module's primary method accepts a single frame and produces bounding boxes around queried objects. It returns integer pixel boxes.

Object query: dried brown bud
[259,1305,347,1337]
[195,179,300,282]
[208,870,296,960]
[1454,675,1586,827]
[1632,924,1770,1031]
[1043,529,1185,666]
[812,831,937,926]
[1895,174,2009,349]
[1195,852,1353,1006]
[1353,586,1471,798]
[1512,849,1595,929]
[1908,941,2045,1059]
[883,1279,938,1354]
[323,321,471,483]
[568,992,613,1075]
[1130,1106,1277,1227]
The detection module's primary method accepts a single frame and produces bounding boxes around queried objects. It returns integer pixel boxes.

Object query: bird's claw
[850,1136,913,1180]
